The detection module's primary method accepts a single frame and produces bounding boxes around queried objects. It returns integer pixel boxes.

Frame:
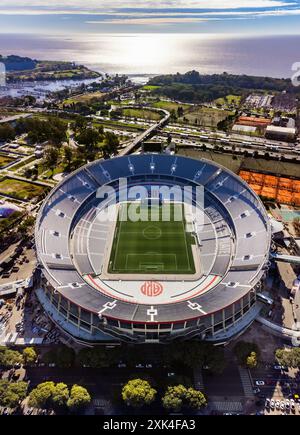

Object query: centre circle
[143,225,162,240]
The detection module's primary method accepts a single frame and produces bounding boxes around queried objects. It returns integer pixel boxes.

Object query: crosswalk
[210,401,243,412]
[238,367,254,397]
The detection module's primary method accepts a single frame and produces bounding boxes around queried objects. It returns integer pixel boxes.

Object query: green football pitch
[108,202,196,274]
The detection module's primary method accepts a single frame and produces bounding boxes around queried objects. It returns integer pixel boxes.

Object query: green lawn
[0,177,46,201]
[108,203,195,274]
[142,85,161,91]
[10,156,36,172]
[153,100,190,113]
[0,154,16,169]
[180,107,234,128]
[214,95,242,106]
[121,108,162,121]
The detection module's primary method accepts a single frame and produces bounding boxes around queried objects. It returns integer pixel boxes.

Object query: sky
[0,0,300,36]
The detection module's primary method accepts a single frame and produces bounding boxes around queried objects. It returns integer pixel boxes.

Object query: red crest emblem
[141,281,163,297]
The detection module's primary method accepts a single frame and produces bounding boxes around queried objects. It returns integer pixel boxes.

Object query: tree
[162,384,206,412]
[21,117,67,146]
[76,128,100,153]
[0,347,22,368]
[185,388,207,409]
[74,115,88,132]
[163,341,226,374]
[52,383,69,408]
[63,146,73,168]
[122,379,157,408]
[0,380,28,408]
[275,348,300,368]
[56,346,75,368]
[0,123,16,141]
[43,146,59,176]
[162,385,186,412]
[28,381,56,409]
[77,347,117,368]
[177,106,184,118]
[246,352,258,369]
[22,347,37,366]
[67,385,91,411]
[42,349,57,365]
[233,341,260,366]
[18,216,36,238]
[103,132,119,156]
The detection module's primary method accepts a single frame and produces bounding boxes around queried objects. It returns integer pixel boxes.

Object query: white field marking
[125,253,177,272]
[187,300,207,315]
[98,300,117,317]
[147,306,158,322]
[181,211,191,271]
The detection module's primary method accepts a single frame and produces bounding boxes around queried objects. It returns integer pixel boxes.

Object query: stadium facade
[35,155,272,345]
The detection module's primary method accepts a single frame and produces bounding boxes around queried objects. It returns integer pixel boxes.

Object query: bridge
[256,316,300,343]
[117,106,170,156]
[271,252,300,265]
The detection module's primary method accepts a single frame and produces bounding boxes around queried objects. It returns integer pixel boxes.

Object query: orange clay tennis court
[239,170,300,206]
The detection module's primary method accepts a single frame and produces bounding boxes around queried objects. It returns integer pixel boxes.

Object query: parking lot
[250,364,300,415]
[0,244,36,285]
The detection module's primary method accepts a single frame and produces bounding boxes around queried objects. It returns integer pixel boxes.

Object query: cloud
[0,0,296,14]
[0,1,299,31]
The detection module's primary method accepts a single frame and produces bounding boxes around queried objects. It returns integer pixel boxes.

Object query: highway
[158,128,300,160]
[117,106,171,156]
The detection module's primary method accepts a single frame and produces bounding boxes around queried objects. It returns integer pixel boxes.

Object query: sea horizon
[0,33,299,79]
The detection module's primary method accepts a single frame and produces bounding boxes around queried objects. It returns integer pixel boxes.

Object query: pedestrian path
[238,366,254,397]
[194,368,204,391]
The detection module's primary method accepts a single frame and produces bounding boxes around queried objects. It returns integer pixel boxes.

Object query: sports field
[108,202,196,274]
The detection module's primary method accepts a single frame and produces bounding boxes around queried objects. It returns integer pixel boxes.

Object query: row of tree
[0,346,37,368]
[28,382,91,412]
[148,71,300,103]
[122,379,207,413]
[149,70,297,93]
[39,342,227,374]
[16,117,68,146]
[1,341,263,372]
[0,379,91,413]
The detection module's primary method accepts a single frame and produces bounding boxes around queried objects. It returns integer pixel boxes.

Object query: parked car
[255,381,265,386]
[2,273,10,279]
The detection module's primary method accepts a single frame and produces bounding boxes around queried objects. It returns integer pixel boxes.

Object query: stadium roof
[35,154,271,323]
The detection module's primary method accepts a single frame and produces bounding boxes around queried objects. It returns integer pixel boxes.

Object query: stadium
[35,154,272,345]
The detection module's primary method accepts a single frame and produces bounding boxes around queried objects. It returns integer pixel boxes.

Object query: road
[202,363,244,397]
[118,106,170,156]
